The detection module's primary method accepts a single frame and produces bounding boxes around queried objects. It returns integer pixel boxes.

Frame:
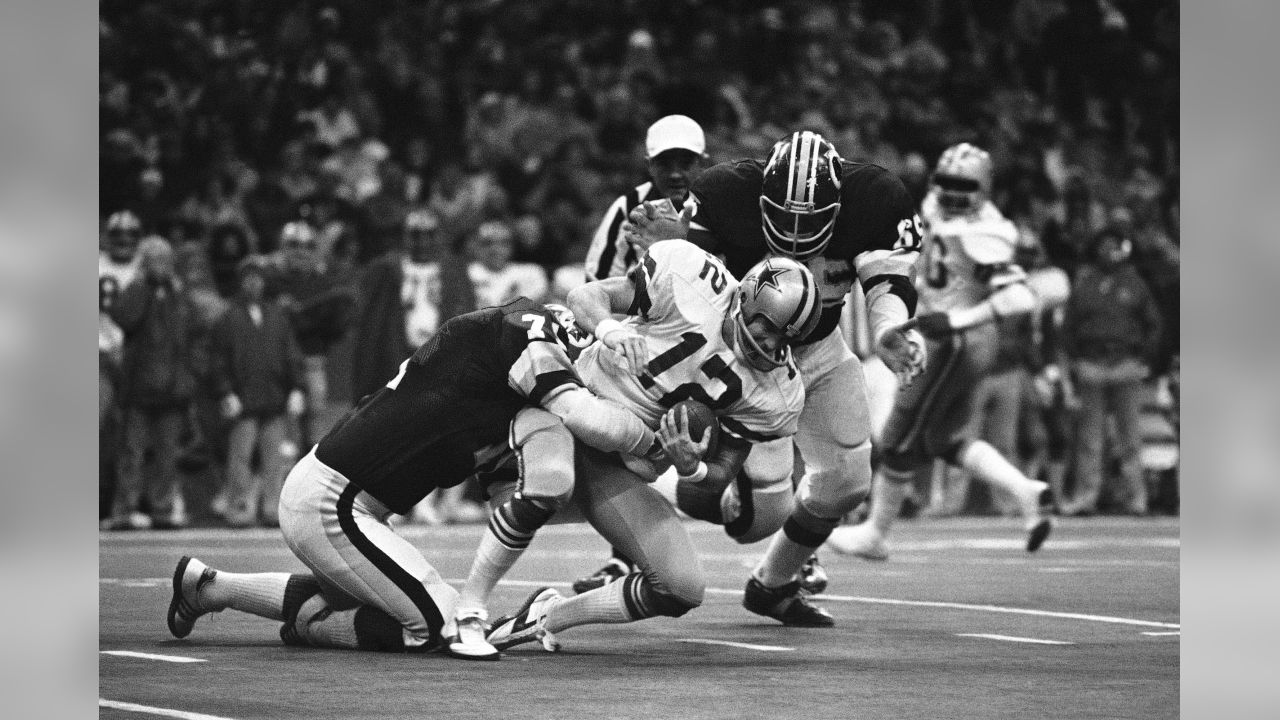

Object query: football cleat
[798,554,829,595]
[1024,485,1055,553]
[743,577,834,627]
[485,586,563,652]
[825,523,890,561]
[167,556,217,638]
[445,609,500,661]
[571,558,632,595]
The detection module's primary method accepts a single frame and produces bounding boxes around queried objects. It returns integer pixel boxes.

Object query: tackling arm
[540,386,657,456]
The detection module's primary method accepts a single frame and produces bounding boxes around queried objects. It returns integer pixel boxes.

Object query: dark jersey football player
[165,298,661,655]
[620,130,928,626]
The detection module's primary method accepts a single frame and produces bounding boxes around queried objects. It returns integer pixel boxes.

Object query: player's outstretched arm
[541,387,657,457]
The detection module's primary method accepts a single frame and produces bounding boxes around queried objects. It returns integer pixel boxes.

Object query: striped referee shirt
[582,181,667,282]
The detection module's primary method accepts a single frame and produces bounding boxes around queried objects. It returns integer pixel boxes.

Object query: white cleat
[445,609,500,661]
[485,587,563,652]
[825,524,890,561]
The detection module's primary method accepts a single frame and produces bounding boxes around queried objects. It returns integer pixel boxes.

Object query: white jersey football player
[827,142,1070,560]
[455,240,817,657]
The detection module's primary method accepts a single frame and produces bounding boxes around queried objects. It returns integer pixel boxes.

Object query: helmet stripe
[783,265,814,334]
[784,132,800,206]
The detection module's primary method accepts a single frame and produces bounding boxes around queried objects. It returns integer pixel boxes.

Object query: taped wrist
[544,387,655,455]
[865,278,913,345]
[594,318,625,344]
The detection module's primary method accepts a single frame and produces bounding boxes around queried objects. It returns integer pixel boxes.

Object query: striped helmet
[931,142,993,218]
[759,131,844,260]
[732,256,821,371]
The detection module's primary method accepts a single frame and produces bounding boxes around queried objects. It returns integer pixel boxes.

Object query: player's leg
[487,447,705,650]
[455,409,575,630]
[664,436,795,544]
[747,334,869,626]
[276,450,460,652]
[827,333,962,559]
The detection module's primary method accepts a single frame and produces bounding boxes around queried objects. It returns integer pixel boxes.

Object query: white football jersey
[917,193,1023,313]
[575,240,804,445]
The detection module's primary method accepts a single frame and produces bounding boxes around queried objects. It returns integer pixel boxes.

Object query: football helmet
[103,210,142,263]
[732,256,821,371]
[544,303,594,352]
[759,131,844,260]
[931,143,993,218]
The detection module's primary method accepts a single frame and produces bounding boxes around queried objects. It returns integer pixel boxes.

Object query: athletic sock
[544,573,635,633]
[202,571,293,620]
[753,533,816,587]
[865,470,914,537]
[959,440,1047,522]
[457,496,553,614]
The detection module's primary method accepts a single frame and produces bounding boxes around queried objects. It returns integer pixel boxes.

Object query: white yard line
[99,699,233,719]
[101,650,207,663]
[676,638,794,652]
[956,633,1074,645]
[1142,631,1181,636]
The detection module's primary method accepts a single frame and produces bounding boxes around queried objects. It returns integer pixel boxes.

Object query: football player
[826,143,1070,560]
[623,130,927,626]
[469,240,818,655]
[165,298,664,655]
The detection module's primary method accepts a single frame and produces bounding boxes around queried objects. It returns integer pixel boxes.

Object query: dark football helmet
[759,131,844,260]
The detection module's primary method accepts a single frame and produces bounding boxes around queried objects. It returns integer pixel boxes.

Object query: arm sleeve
[855,170,924,340]
[584,197,630,282]
[542,386,656,455]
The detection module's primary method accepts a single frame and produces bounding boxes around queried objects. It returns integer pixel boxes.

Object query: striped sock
[544,572,644,634]
[457,497,553,613]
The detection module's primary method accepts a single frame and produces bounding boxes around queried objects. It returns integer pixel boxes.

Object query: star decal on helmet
[753,261,790,299]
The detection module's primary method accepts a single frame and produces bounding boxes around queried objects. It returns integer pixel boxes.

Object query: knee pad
[725,473,792,544]
[782,500,842,549]
[511,407,576,505]
[622,571,703,619]
[797,440,873,520]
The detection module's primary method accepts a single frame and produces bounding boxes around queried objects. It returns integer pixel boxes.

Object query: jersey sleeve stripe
[719,415,781,444]
[863,273,919,315]
[527,369,581,405]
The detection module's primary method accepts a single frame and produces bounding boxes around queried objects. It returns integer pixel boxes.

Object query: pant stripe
[334,484,446,643]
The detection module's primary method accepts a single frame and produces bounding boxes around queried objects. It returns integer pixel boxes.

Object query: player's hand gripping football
[875,322,928,388]
[622,198,693,251]
[657,404,710,477]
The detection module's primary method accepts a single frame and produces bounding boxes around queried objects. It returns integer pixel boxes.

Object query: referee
[583,114,707,282]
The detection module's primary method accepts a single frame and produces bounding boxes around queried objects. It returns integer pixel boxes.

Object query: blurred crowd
[98,0,1178,529]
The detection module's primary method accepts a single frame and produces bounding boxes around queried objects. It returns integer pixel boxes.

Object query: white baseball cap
[645,115,705,159]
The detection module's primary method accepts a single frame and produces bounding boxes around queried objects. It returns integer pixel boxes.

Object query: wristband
[595,318,625,343]
[677,461,708,483]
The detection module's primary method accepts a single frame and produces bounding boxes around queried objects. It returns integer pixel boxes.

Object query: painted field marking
[957,633,1074,645]
[1142,631,1181,636]
[701,588,1181,629]
[677,638,794,652]
[101,650,207,663]
[99,699,233,719]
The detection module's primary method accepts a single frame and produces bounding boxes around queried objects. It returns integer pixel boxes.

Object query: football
[674,398,719,450]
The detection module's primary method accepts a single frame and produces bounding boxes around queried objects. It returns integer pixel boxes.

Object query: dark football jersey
[689,158,920,342]
[315,297,582,514]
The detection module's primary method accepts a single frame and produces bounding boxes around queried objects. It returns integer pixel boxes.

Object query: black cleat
[571,558,632,595]
[742,577,834,627]
[167,556,217,638]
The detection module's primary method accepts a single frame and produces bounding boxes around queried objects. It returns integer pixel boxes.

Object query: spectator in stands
[1061,228,1164,516]
[103,236,198,530]
[351,209,475,401]
[466,219,548,309]
[268,221,355,446]
[213,257,307,527]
